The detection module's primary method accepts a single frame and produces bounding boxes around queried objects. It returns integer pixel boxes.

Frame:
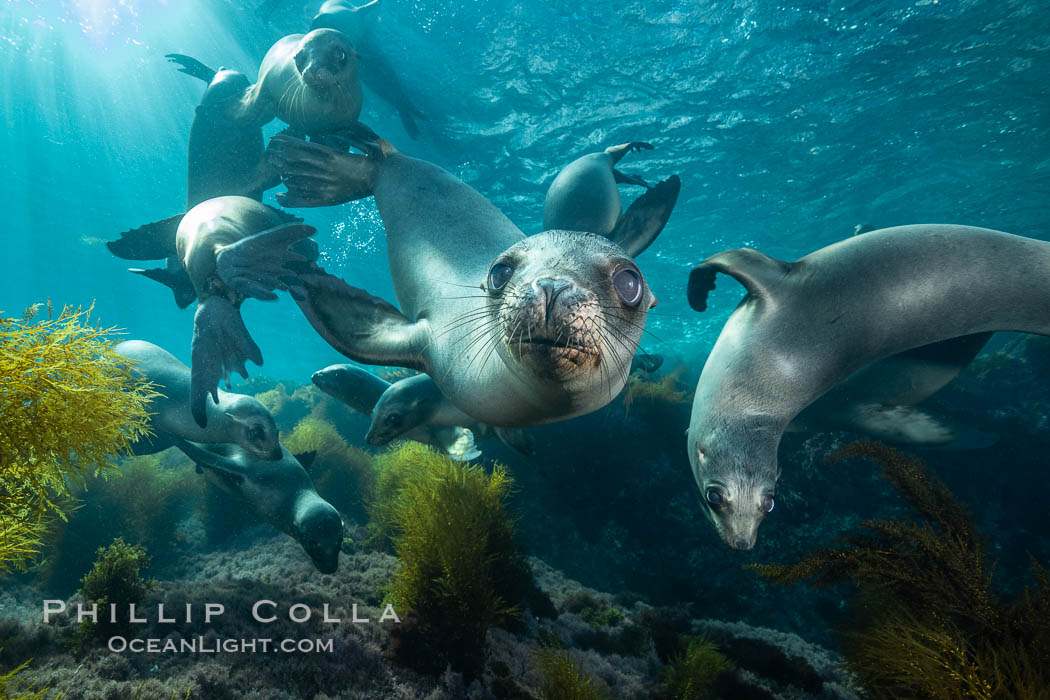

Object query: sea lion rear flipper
[283,263,428,371]
[688,246,794,312]
[215,222,317,301]
[190,297,263,427]
[612,169,650,188]
[129,265,197,309]
[434,427,482,461]
[492,427,534,456]
[107,214,183,260]
[609,175,681,258]
[166,53,217,84]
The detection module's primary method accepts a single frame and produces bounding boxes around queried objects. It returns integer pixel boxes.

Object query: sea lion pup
[268,124,661,427]
[543,143,681,258]
[310,0,428,138]
[685,224,1050,550]
[174,438,343,573]
[311,364,482,460]
[787,332,997,449]
[174,196,316,427]
[115,340,281,460]
[313,364,534,456]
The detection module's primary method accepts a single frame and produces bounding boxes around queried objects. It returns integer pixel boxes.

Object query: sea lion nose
[536,279,571,323]
[734,538,751,550]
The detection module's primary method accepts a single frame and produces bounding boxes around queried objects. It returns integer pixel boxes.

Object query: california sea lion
[310,0,428,138]
[543,143,681,258]
[685,225,1050,550]
[115,340,281,460]
[312,364,533,455]
[311,364,481,460]
[174,439,343,573]
[268,125,660,427]
[173,196,316,427]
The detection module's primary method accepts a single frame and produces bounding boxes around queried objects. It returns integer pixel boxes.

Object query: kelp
[0,302,158,573]
[751,441,1050,700]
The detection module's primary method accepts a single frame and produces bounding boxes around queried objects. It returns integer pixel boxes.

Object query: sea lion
[171,196,315,427]
[268,125,661,427]
[312,364,534,455]
[543,143,681,258]
[115,340,281,460]
[242,28,362,136]
[174,438,343,573]
[103,55,283,309]
[311,364,481,460]
[311,0,428,138]
[685,225,1050,550]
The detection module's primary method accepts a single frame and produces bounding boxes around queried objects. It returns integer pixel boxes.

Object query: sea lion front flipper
[492,427,534,456]
[284,264,428,371]
[129,264,197,309]
[609,175,681,258]
[268,133,380,207]
[190,297,263,427]
[433,427,482,461]
[612,170,650,188]
[165,53,217,84]
[173,439,248,478]
[107,214,183,260]
[687,247,794,312]
[215,222,317,301]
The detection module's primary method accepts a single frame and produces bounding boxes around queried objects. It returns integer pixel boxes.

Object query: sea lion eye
[487,263,514,292]
[613,268,643,306]
[384,413,402,428]
[705,489,723,507]
[248,426,264,442]
[336,49,347,64]
[762,495,775,513]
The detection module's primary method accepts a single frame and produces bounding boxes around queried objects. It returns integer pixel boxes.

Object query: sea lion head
[688,420,779,550]
[365,377,432,446]
[311,0,380,46]
[294,497,344,574]
[482,231,657,408]
[224,395,281,461]
[294,29,357,93]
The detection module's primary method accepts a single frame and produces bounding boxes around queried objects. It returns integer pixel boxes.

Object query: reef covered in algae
[1,340,1049,698]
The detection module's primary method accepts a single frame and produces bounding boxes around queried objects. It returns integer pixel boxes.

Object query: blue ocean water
[4,0,1047,381]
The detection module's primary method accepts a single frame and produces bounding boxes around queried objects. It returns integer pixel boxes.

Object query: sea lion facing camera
[685,225,1050,550]
[268,125,661,427]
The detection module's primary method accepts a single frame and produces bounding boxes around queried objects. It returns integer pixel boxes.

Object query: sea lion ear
[608,175,681,258]
[688,248,792,312]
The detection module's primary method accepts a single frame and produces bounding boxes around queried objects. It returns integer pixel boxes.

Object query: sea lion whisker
[450,319,503,348]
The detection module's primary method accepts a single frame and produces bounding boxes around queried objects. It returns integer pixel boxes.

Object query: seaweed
[72,537,154,651]
[622,364,689,416]
[533,646,608,700]
[0,654,53,699]
[283,415,374,522]
[661,636,734,700]
[0,302,158,574]
[377,443,534,678]
[751,441,1050,700]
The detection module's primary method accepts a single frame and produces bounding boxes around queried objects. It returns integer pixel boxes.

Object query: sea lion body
[176,196,315,426]
[175,439,343,573]
[686,225,1050,549]
[272,127,660,428]
[543,143,680,258]
[115,340,280,460]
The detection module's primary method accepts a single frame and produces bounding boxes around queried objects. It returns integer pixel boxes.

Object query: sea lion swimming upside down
[685,225,1050,550]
